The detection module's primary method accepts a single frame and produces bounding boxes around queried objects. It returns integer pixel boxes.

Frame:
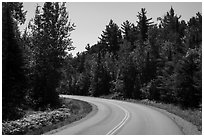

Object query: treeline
[59,7,202,108]
[2,2,75,120]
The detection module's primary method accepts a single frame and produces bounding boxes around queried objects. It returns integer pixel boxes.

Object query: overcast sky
[20,2,202,56]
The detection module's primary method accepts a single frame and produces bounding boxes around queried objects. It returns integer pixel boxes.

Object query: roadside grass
[2,97,92,135]
[100,93,202,132]
[27,97,93,135]
[127,99,202,132]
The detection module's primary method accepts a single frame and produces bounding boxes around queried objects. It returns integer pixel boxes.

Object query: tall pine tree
[137,8,153,42]
[100,19,122,57]
[29,2,75,109]
[2,2,27,120]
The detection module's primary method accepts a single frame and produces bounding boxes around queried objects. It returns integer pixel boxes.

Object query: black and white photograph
[2,1,202,135]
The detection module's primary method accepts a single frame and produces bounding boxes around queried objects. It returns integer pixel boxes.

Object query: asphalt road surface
[52,95,183,135]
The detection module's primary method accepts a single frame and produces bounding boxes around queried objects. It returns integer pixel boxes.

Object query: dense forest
[59,7,202,108]
[2,2,202,121]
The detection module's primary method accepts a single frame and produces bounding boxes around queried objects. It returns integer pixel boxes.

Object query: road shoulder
[148,105,201,135]
[44,101,98,135]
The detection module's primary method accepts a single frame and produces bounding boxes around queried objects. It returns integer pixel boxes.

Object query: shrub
[2,108,71,135]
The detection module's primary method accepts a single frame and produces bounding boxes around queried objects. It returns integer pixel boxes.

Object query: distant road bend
[53,95,183,135]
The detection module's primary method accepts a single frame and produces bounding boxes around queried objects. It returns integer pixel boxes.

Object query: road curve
[52,95,183,135]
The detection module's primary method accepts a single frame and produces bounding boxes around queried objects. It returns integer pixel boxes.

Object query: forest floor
[100,93,202,135]
[2,97,92,135]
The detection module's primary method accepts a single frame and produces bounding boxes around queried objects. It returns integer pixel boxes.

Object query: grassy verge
[2,97,92,135]
[101,94,202,132]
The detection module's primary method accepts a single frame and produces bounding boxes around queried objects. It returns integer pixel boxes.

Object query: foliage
[2,2,27,120]
[121,20,138,46]
[4,3,201,124]
[3,2,76,121]
[60,7,202,109]
[2,108,71,135]
[175,48,202,108]
[27,2,75,109]
[2,98,93,135]
[137,8,153,42]
[100,19,122,56]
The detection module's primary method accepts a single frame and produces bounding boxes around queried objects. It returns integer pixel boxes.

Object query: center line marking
[106,101,130,135]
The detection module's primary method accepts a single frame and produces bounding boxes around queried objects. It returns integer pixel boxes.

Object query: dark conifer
[2,2,26,120]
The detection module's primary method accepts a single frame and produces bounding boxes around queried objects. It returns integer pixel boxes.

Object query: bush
[2,108,71,135]
[141,79,160,101]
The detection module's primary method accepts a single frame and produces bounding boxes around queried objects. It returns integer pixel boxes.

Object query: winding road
[51,95,183,135]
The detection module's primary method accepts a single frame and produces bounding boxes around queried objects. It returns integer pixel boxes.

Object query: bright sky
[20,2,202,56]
